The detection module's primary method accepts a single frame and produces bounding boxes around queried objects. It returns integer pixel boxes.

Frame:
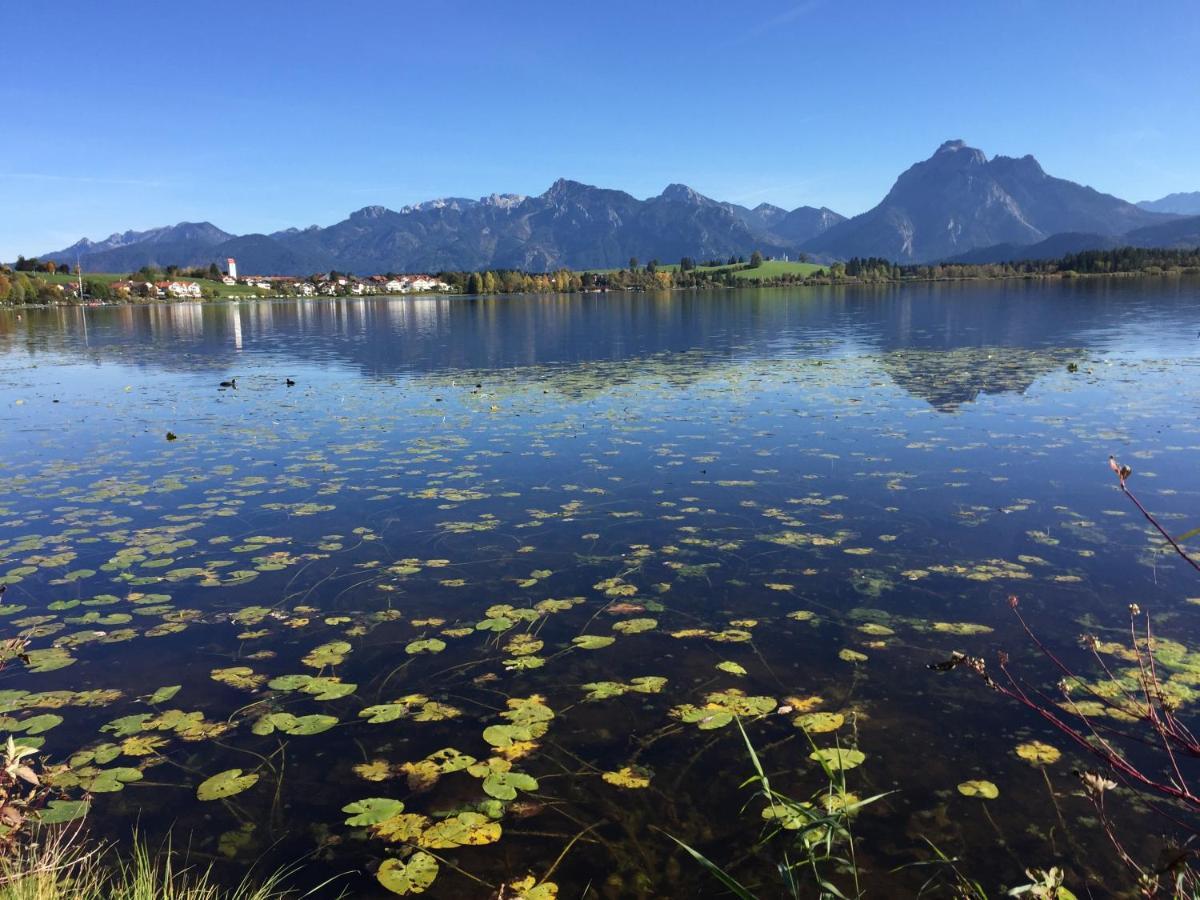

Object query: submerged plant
[659,718,888,899]
[938,458,1200,896]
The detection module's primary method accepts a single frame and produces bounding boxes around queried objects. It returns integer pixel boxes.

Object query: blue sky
[4,0,1198,260]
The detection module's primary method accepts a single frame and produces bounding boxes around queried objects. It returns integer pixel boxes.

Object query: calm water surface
[1,281,1198,897]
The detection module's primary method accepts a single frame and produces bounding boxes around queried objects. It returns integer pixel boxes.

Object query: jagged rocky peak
[659,183,713,205]
[481,193,526,209]
[351,205,390,220]
[543,178,586,198]
[989,152,1047,179]
[399,197,478,215]
[930,139,987,166]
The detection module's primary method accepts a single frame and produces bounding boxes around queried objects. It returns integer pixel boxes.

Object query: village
[96,259,453,301]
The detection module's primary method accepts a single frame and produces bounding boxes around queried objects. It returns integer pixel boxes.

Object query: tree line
[4,246,1200,304]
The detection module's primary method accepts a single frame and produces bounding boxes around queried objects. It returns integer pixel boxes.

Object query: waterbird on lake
[285,378,296,387]
[219,378,237,388]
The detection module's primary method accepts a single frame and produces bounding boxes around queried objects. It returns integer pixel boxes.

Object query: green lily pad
[302,640,352,668]
[197,768,259,801]
[24,648,76,673]
[809,748,866,771]
[795,712,844,733]
[35,799,90,825]
[343,797,405,826]
[147,685,181,704]
[482,723,534,748]
[252,712,338,736]
[571,635,615,650]
[418,811,502,848]
[482,771,538,800]
[405,639,447,655]
[377,852,438,895]
[957,779,999,799]
[17,714,63,735]
[612,618,657,634]
[87,767,143,793]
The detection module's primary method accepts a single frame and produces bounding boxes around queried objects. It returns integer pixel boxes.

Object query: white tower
[226,258,238,279]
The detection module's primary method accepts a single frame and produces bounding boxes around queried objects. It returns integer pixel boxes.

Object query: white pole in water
[77,257,88,346]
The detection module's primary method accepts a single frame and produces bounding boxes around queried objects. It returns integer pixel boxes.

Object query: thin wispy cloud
[738,0,825,41]
[0,172,168,188]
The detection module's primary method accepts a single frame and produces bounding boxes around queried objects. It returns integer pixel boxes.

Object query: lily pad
[252,712,338,736]
[957,779,999,799]
[344,797,405,826]
[35,799,90,825]
[809,748,866,771]
[482,770,538,800]
[1015,741,1061,766]
[343,801,408,830]
[601,766,652,789]
[405,639,447,655]
[418,811,502,848]
[571,635,615,650]
[197,768,259,801]
[795,712,844,733]
[302,640,352,668]
[377,852,438,895]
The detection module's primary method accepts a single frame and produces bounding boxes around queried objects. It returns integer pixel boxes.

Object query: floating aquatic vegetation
[809,747,866,771]
[611,618,656,634]
[210,666,266,690]
[343,797,406,826]
[672,689,776,730]
[250,712,337,736]
[957,779,999,799]
[0,298,1192,896]
[580,676,667,701]
[570,635,614,650]
[197,768,259,801]
[1015,741,1061,766]
[376,853,438,895]
[602,766,652,789]
[268,674,356,701]
[795,711,844,733]
[360,696,457,724]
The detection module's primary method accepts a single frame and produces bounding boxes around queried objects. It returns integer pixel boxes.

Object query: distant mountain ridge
[947,214,1200,264]
[803,140,1171,263]
[1137,191,1200,215]
[40,181,843,275]
[33,140,1199,274]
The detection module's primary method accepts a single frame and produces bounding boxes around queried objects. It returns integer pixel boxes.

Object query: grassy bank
[0,831,329,900]
[35,271,266,299]
[707,260,824,280]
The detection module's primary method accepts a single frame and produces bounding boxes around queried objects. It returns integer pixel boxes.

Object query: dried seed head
[1080,771,1117,795]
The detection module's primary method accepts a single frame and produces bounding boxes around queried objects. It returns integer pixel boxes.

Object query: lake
[1,279,1198,897]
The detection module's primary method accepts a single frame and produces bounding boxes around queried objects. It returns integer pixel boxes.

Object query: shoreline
[2,265,1199,311]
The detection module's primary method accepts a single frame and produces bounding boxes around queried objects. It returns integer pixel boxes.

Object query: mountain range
[34,141,1199,274]
[1136,191,1200,215]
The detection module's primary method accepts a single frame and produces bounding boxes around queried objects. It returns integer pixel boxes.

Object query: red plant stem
[1116,469,1200,573]
[994,658,1200,807]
